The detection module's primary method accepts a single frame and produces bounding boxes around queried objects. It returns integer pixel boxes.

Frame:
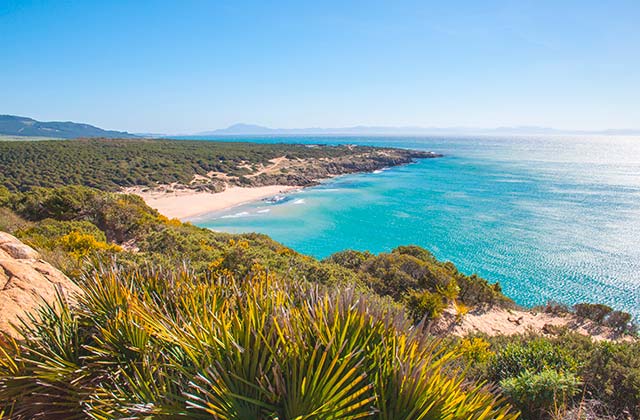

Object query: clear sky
[1,0,639,133]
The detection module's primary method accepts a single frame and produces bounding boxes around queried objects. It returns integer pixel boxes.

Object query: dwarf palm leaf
[1,292,92,419]
[0,265,518,419]
[275,342,376,419]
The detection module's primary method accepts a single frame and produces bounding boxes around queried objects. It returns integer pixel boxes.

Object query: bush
[0,186,11,207]
[392,245,438,263]
[56,231,121,258]
[14,185,99,221]
[574,303,613,323]
[500,369,581,419]
[17,218,107,245]
[456,273,511,307]
[487,338,577,382]
[579,340,640,418]
[605,310,637,334]
[457,337,494,364]
[480,332,640,419]
[323,249,371,271]
[404,289,447,322]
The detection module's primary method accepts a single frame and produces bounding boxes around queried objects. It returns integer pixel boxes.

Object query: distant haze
[1,115,639,140]
[194,123,640,137]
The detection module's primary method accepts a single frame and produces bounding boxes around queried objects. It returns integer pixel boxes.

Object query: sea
[184,135,640,316]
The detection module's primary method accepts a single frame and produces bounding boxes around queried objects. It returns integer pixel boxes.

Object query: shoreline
[124,155,436,220]
[124,185,300,219]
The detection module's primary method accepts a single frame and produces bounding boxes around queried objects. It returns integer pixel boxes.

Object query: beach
[125,185,299,219]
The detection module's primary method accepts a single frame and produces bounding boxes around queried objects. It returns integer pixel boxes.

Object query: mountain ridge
[0,114,138,139]
[194,123,640,136]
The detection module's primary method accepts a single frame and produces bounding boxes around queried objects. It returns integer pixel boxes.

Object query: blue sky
[1,0,638,133]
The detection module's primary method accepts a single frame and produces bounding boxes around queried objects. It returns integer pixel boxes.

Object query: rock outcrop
[0,232,82,338]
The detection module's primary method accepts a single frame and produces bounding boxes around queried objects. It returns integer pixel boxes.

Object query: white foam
[257,209,271,213]
[264,194,287,203]
[293,199,306,205]
[221,211,250,219]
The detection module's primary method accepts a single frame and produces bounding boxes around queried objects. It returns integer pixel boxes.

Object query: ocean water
[188,135,640,316]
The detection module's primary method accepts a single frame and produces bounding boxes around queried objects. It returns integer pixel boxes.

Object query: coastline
[124,152,439,220]
[124,185,300,219]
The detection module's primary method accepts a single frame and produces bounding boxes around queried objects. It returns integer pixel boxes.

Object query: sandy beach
[124,185,299,219]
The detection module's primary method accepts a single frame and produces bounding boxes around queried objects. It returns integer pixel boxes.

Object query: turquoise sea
[187,136,640,316]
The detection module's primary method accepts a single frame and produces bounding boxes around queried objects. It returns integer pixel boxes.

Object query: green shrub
[500,369,581,419]
[457,336,494,364]
[14,185,98,221]
[487,338,577,382]
[456,273,510,307]
[392,244,438,263]
[479,332,640,419]
[323,249,371,271]
[579,339,640,417]
[404,289,447,322]
[0,186,11,207]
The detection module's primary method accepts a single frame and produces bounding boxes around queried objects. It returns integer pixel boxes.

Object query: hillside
[0,115,137,139]
[0,138,438,192]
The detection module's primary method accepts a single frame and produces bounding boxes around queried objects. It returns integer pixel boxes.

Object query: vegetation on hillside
[0,184,638,419]
[0,139,433,192]
[450,331,640,419]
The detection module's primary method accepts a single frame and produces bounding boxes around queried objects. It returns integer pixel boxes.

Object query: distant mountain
[199,123,280,135]
[196,123,640,137]
[0,115,138,139]
[198,123,436,136]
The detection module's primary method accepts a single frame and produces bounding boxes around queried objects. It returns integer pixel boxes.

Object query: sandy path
[434,306,633,342]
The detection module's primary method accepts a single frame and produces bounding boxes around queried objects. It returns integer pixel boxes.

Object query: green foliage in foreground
[500,370,580,420]
[455,333,640,419]
[0,267,517,419]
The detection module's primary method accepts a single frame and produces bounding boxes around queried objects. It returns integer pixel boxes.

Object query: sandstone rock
[0,232,82,338]
[0,231,41,260]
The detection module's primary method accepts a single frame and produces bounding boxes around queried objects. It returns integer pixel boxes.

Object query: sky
[1,0,639,134]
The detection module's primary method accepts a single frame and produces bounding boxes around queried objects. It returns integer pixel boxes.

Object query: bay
[186,135,640,316]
